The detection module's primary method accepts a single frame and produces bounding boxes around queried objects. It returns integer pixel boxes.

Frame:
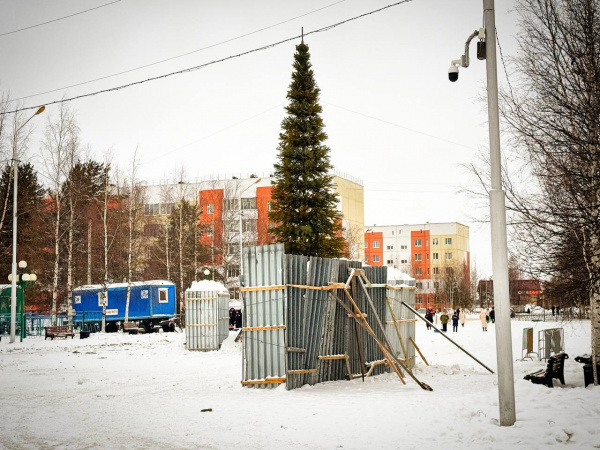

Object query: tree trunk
[87,218,92,285]
[66,194,75,329]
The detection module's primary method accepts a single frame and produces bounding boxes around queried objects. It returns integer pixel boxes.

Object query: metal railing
[0,312,104,338]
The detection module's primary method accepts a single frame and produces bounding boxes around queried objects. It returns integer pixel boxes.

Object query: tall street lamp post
[8,260,37,342]
[10,105,45,344]
[446,0,515,426]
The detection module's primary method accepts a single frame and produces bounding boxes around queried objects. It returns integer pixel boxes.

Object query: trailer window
[158,288,168,303]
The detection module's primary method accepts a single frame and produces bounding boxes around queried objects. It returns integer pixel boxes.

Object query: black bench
[45,325,75,340]
[524,352,569,387]
[122,322,145,335]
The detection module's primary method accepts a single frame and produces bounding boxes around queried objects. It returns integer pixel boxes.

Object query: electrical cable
[495,28,515,98]
[0,0,122,37]
[10,0,347,103]
[1,0,415,116]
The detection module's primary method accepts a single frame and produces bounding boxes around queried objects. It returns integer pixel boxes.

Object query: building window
[446,267,454,275]
[434,281,440,289]
[223,198,239,211]
[144,203,159,215]
[373,255,380,263]
[416,281,423,289]
[364,241,368,248]
[433,267,439,275]
[227,265,240,278]
[433,253,439,260]
[160,203,174,215]
[143,224,161,237]
[426,254,429,260]
[445,252,453,260]
[387,260,394,265]
[401,259,408,264]
[432,238,438,245]
[387,245,393,250]
[241,197,257,210]
[207,203,214,214]
[427,268,430,275]
[267,201,273,212]
[392,231,394,235]
[365,256,369,263]
[415,254,422,261]
[415,268,422,276]
[373,241,380,248]
[401,245,407,250]
[445,237,452,245]
[243,219,257,233]
[415,239,422,247]
[206,225,213,237]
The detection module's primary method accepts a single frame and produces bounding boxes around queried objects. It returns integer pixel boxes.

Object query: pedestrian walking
[440,311,449,332]
[459,309,466,327]
[452,311,459,332]
[480,309,488,332]
[489,307,495,324]
[425,309,433,330]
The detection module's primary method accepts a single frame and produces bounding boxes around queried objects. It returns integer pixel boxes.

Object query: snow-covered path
[1,317,598,449]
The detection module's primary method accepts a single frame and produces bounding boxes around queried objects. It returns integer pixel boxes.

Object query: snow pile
[1,318,599,448]
[387,266,414,284]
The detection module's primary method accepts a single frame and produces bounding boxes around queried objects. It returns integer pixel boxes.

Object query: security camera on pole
[446,0,516,426]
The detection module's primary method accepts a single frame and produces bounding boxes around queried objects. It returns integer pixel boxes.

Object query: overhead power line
[2,0,414,116]
[11,0,347,102]
[0,0,122,37]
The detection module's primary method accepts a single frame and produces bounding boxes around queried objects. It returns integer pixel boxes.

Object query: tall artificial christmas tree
[269,41,346,258]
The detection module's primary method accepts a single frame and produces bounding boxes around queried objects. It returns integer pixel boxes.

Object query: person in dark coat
[452,311,459,332]
[489,307,495,323]
[229,308,236,329]
[234,310,242,329]
[425,309,433,330]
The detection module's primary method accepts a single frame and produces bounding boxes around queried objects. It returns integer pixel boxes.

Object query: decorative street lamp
[8,260,37,342]
[203,268,210,280]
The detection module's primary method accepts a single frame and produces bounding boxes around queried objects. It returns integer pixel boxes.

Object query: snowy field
[1,316,599,449]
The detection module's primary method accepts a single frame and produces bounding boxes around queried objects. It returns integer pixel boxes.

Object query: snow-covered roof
[186,280,228,293]
[387,267,414,282]
[74,280,175,291]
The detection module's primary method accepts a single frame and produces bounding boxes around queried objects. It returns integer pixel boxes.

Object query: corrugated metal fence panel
[285,254,308,390]
[315,258,340,383]
[186,289,228,351]
[361,266,387,376]
[242,243,286,389]
[386,285,416,370]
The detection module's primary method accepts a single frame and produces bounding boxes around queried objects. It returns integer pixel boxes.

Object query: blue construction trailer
[72,280,176,332]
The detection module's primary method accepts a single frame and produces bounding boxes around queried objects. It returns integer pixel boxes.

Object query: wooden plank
[318,354,348,360]
[286,283,345,291]
[386,285,416,291]
[241,377,286,386]
[347,313,367,318]
[240,285,285,292]
[286,347,306,353]
[287,369,318,375]
[242,325,286,332]
[385,319,418,324]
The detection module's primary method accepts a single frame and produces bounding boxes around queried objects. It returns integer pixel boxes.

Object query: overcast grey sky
[0,0,520,277]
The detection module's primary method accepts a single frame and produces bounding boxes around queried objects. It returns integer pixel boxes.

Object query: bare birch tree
[41,104,78,325]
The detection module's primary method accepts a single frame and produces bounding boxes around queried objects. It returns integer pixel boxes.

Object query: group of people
[229,308,242,330]
[423,307,496,332]
[425,308,466,332]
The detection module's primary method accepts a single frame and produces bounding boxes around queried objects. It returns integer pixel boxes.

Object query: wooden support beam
[240,285,285,292]
[242,325,286,332]
[409,337,429,366]
[318,354,348,360]
[241,377,286,386]
[385,319,418,324]
[386,285,416,290]
[347,313,367,318]
[287,283,345,291]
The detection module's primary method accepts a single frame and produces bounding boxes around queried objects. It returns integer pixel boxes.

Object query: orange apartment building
[142,171,364,296]
[364,223,470,309]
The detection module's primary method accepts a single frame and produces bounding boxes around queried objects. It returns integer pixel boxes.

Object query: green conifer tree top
[269,42,346,258]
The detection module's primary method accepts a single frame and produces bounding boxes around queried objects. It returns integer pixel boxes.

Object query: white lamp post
[9,260,36,342]
[238,178,261,285]
[10,106,45,344]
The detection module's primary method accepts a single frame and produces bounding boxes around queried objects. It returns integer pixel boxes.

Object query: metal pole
[9,160,18,343]
[484,0,516,426]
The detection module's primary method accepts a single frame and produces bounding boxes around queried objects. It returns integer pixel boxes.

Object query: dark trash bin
[583,363,600,387]
[80,331,90,339]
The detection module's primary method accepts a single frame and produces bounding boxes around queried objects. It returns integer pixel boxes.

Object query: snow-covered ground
[1,316,599,449]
